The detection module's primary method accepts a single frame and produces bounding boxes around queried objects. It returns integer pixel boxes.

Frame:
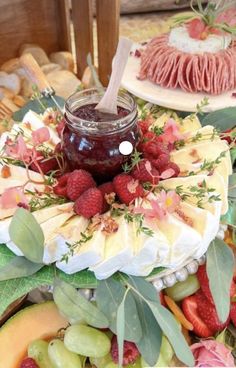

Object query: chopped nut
[1,165,11,178]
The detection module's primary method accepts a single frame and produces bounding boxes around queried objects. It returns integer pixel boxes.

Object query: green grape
[165,275,200,301]
[64,324,111,358]
[28,339,54,368]
[48,339,82,368]
[90,353,112,368]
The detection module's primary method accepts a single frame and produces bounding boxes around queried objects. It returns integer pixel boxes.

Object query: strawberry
[74,188,103,218]
[197,265,236,304]
[230,302,236,327]
[196,290,230,333]
[67,169,96,201]
[160,162,180,178]
[113,174,144,205]
[131,159,159,185]
[20,357,39,368]
[98,182,116,213]
[53,173,70,197]
[182,295,213,338]
[30,151,58,174]
[111,335,140,366]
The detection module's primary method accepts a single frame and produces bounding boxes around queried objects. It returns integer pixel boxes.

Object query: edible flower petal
[0,187,28,209]
[32,127,50,145]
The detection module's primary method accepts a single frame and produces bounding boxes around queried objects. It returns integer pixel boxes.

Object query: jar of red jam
[63,88,140,181]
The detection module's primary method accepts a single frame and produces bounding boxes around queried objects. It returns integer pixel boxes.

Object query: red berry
[131,159,159,185]
[113,174,144,205]
[67,169,96,201]
[98,182,116,213]
[196,265,214,304]
[74,188,103,219]
[160,162,180,178]
[182,295,213,338]
[30,151,58,174]
[196,290,230,333]
[20,357,39,368]
[111,335,140,366]
[53,173,70,197]
[138,119,150,135]
[230,302,236,327]
[143,141,168,159]
[151,153,170,170]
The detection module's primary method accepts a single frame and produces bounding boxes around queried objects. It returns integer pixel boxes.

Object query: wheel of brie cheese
[0,108,232,281]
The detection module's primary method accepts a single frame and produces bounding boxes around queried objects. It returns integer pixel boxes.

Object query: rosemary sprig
[61,231,93,263]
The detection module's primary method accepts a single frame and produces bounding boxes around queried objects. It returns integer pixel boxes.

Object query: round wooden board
[121,52,236,112]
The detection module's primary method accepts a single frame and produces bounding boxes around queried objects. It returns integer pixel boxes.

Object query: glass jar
[63,88,140,182]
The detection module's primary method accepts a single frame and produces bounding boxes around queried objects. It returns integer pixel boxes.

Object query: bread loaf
[49,52,74,72]
[47,70,81,99]
[41,63,62,75]
[20,44,50,66]
[0,72,21,95]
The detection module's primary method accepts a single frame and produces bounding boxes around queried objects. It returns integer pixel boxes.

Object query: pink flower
[5,135,32,163]
[187,18,208,40]
[191,340,234,367]
[32,127,50,145]
[134,200,166,221]
[161,119,187,144]
[0,187,28,209]
[159,190,181,213]
[217,8,236,27]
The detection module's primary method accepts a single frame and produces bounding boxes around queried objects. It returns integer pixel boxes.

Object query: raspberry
[131,159,159,185]
[30,151,58,174]
[53,173,70,197]
[20,357,39,368]
[74,188,103,218]
[111,335,140,366]
[143,141,168,159]
[138,119,150,135]
[98,182,116,213]
[113,174,144,205]
[151,153,170,170]
[160,162,180,178]
[67,169,96,201]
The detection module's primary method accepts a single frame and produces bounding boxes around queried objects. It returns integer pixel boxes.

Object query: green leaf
[230,147,236,165]
[133,293,162,366]
[201,107,236,131]
[207,238,234,322]
[221,201,236,227]
[96,278,142,343]
[0,246,97,316]
[128,276,160,302]
[0,256,43,281]
[13,96,65,121]
[9,208,44,263]
[146,267,166,281]
[228,174,236,200]
[116,289,129,368]
[147,301,194,367]
[53,278,108,328]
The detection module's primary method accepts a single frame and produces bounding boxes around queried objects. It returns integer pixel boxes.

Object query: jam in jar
[63,88,140,181]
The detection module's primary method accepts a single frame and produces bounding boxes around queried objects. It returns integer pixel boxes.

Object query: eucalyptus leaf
[147,301,194,367]
[221,201,236,227]
[0,245,97,316]
[127,276,160,302]
[230,147,236,166]
[201,107,236,131]
[133,293,162,366]
[117,290,128,368]
[53,278,108,328]
[146,267,166,281]
[228,174,236,199]
[207,238,234,322]
[0,256,43,281]
[96,278,142,343]
[9,208,44,263]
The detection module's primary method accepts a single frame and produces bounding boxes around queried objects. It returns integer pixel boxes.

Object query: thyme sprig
[61,231,93,263]
[122,150,142,173]
[174,128,219,150]
[124,211,154,237]
[26,190,67,212]
[187,150,227,176]
[175,181,221,208]
[196,97,209,115]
